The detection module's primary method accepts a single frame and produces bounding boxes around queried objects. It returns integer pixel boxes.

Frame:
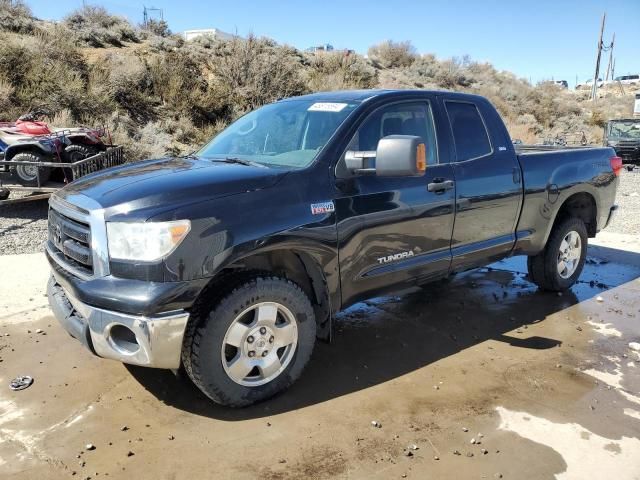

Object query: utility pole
[591,13,606,101]
[605,32,615,81]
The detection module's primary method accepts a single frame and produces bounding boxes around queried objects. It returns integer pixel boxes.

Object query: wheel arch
[190,248,334,342]
[550,191,598,238]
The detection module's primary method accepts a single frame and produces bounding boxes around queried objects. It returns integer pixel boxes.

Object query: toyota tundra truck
[47,90,621,407]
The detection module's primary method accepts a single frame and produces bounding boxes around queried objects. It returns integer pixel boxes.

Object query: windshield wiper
[210,157,267,168]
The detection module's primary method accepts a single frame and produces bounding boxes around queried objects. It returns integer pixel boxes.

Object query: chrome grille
[48,208,93,276]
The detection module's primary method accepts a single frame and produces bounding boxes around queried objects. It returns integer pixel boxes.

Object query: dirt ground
[1,232,639,480]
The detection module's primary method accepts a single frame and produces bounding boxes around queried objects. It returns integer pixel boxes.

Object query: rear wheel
[10,151,51,187]
[64,144,97,162]
[527,217,588,291]
[182,276,316,407]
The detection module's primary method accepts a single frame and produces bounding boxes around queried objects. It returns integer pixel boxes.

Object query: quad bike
[0,127,67,187]
[11,112,110,162]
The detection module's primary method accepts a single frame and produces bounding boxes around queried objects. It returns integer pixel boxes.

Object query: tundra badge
[377,251,415,264]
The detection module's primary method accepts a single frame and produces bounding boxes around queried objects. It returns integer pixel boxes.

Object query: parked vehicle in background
[0,127,66,186]
[47,89,621,407]
[554,80,568,88]
[11,112,109,162]
[576,78,603,89]
[604,118,640,165]
[614,74,640,86]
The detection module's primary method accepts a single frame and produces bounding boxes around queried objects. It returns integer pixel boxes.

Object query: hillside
[0,1,636,160]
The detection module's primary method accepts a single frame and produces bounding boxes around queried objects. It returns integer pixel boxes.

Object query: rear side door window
[445,101,492,161]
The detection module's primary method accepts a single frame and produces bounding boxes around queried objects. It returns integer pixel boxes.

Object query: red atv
[11,112,110,162]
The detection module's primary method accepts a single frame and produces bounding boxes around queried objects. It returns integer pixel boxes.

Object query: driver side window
[338,102,438,177]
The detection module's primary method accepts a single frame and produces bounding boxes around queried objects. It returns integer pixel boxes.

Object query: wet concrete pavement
[1,232,639,479]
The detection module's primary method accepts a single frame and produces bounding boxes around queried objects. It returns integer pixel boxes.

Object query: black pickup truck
[47,90,621,407]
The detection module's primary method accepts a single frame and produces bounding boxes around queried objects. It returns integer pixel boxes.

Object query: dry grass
[0,3,636,160]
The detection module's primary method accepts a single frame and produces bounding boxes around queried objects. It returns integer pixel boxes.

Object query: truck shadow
[126,245,640,420]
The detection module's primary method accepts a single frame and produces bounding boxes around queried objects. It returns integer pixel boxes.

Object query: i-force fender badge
[377,250,415,264]
[311,201,335,215]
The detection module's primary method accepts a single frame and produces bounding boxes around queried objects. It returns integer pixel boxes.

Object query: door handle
[427,179,455,193]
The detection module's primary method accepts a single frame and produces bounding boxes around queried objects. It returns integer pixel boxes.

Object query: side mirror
[345,135,427,177]
[375,135,426,177]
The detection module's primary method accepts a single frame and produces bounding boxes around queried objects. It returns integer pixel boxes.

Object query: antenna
[143,6,164,27]
[605,32,615,82]
[590,13,606,101]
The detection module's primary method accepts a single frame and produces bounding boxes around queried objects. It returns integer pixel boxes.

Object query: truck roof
[279,89,487,104]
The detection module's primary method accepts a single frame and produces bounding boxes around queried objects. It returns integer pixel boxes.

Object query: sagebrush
[0,3,635,160]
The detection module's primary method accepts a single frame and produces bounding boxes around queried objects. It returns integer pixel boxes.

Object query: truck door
[443,99,522,271]
[335,99,456,307]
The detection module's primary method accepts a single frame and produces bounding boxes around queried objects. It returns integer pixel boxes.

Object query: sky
[25,0,640,87]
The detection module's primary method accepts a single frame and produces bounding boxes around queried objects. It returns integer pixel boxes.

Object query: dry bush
[89,52,155,122]
[207,35,307,113]
[305,51,376,91]
[0,76,15,118]
[142,19,171,38]
[368,40,417,69]
[64,5,139,47]
[0,0,35,33]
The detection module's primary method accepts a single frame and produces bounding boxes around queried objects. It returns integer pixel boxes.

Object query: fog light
[108,324,139,354]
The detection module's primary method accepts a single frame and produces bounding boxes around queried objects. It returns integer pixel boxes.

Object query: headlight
[106,220,191,262]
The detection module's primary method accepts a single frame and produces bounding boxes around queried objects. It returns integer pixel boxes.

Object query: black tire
[10,151,51,187]
[64,144,97,162]
[0,188,9,201]
[527,217,588,291]
[182,276,316,407]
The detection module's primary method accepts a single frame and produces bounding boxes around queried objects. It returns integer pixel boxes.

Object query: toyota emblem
[55,224,62,245]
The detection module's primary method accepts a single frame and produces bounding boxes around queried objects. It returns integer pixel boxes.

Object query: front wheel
[527,217,588,291]
[182,276,316,407]
[10,151,51,187]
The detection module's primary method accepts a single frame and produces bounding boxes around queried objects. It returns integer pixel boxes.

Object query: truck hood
[63,156,287,215]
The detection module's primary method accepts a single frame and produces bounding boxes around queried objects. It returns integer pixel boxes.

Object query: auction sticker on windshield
[308,103,348,112]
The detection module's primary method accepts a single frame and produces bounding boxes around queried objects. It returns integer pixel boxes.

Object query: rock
[278,459,286,464]
[168,435,175,440]
[596,296,604,303]
[494,474,503,479]
[462,427,469,432]
[466,452,474,457]
[371,420,382,428]
[404,450,414,457]
[481,448,488,455]
[120,426,129,431]
[36,329,43,334]
[556,364,562,368]
[629,342,640,352]
[576,326,583,331]
[478,433,484,438]
[433,385,439,390]
[434,456,440,460]
[408,444,418,450]
[127,451,135,457]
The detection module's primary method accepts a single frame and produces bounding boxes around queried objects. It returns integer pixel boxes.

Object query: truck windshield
[197,100,358,168]
[608,121,640,139]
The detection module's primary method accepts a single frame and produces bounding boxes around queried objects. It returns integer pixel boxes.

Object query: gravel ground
[0,190,48,256]
[0,169,638,256]
[607,168,640,235]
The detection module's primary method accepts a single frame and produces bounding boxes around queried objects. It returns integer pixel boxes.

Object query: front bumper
[47,276,189,369]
